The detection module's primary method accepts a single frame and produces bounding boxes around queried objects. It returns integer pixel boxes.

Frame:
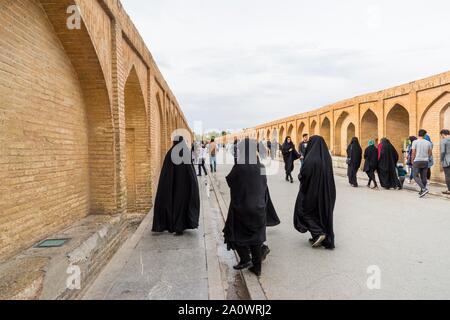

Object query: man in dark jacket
[299,134,309,167]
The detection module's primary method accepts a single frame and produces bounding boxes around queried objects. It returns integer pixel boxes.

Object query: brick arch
[361,109,379,148]
[266,129,271,141]
[39,0,116,214]
[310,120,317,136]
[421,92,450,182]
[335,111,351,156]
[297,122,306,144]
[287,124,294,141]
[279,126,286,144]
[0,0,116,260]
[124,67,151,214]
[321,117,331,150]
[386,104,409,159]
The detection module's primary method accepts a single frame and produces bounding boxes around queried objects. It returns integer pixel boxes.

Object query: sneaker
[312,235,326,248]
[419,189,430,198]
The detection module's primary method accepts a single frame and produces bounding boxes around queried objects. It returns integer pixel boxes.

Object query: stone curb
[208,175,267,301]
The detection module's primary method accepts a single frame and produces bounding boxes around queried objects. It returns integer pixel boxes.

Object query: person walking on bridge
[412,130,433,197]
[363,139,379,189]
[223,139,280,277]
[294,136,336,250]
[346,137,363,187]
[281,136,300,183]
[440,129,450,195]
[152,136,200,236]
[378,138,402,190]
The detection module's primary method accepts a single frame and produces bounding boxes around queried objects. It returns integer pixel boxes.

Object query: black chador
[223,139,280,276]
[363,140,379,188]
[281,137,300,183]
[346,137,363,187]
[294,136,336,250]
[152,136,200,235]
[378,138,401,190]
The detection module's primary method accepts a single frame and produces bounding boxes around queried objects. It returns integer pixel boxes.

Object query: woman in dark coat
[377,138,402,190]
[281,136,300,183]
[364,139,379,189]
[346,137,363,187]
[223,138,281,276]
[294,136,336,250]
[152,136,200,235]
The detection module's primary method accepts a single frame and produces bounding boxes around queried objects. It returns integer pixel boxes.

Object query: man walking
[412,129,433,198]
[440,129,450,195]
[299,134,309,167]
[209,137,218,173]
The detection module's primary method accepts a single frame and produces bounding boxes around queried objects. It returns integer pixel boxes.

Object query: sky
[120,0,450,133]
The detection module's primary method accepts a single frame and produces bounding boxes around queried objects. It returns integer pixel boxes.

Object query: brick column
[111,20,127,214]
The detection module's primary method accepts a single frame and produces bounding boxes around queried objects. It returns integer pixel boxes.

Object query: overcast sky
[121,0,450,133]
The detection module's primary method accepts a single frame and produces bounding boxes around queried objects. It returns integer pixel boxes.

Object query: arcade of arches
[219,72,450,186]
[0,0,191,261]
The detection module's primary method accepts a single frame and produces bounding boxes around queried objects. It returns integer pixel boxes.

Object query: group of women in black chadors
[346,138,403,190]
[151,135,336,277]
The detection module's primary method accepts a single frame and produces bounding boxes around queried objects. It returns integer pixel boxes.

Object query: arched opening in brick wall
[279,126,285,144]
[297,122,306,145]
[334,112,350,156]
[0,0,116,260]
[361,109,379,149]
[321,117,331,150]
[287,124,294,144]
[310,120,317,136]
[272,129,279,144]
[386,104,409,162]
[347,123,356,147]
[421,92,450,182]
[267,129,271,141]
[124,67,151,214]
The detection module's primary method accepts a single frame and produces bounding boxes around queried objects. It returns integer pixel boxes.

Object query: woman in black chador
[377,138,401,190]
[281,136,300,183]
[294,136,336,250]
[363,140,379,189]
[223,138,281,277]
[152,136,200,236]
[346,137,363,187]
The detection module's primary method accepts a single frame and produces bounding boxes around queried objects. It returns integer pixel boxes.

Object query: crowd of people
[344,129,450,198]
[149,127,450,278]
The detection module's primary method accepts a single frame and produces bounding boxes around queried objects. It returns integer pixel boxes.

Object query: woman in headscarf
[294,136,336,250]
[223,138,281,277]
[377,138,401,190]
[346,137,363,187]
[363,139,379,189]
[281,136,300,183]
[152,136,200,236]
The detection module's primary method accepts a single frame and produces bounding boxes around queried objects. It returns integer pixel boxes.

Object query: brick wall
[0,0,91,260]
[0,0,192,261]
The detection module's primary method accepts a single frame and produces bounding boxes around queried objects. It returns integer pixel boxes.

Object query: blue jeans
[210,156,217,173]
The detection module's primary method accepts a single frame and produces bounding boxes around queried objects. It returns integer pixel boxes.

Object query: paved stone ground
[83,149,450,300]
[83,171,248,300]
[213,150,450,300]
